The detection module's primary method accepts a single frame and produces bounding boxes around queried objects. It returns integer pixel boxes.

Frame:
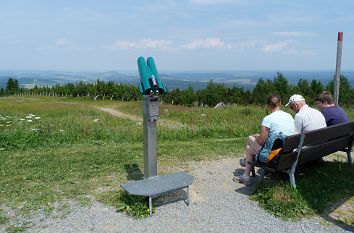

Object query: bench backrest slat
[302,121,354,146]
[281,134,301,153]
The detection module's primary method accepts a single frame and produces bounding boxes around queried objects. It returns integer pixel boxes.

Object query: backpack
[256,132,287,163]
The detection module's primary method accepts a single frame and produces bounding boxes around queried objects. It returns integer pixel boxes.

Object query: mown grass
[0,96,353,230]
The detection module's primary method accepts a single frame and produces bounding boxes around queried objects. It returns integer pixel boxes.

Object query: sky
[1,0,354,72]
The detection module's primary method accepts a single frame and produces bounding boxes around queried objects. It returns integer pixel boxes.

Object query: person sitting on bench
[233,94,295,185]
[286,94,327,133]
[315,91,349,126]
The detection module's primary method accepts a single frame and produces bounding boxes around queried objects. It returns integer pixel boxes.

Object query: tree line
[1,72,353,107]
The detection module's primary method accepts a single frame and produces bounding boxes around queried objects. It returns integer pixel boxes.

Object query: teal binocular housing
[138,56,167,95]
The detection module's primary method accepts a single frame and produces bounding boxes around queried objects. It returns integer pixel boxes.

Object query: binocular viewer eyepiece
[138,56,167,95]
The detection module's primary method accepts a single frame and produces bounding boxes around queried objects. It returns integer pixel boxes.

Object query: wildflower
[26,116,32,119]
[0,124,3,127]
[6,121,12,124]
[93,119,99,123]
[29,114,35,117]
[34,117,41,120]
[19,118,25,121]
[27,120,33,123]
[201,114,206,117]
[136,122,142,126]
[6,125,11,127]
[60,130,65,132]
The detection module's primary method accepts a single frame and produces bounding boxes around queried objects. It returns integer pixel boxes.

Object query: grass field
[1,96,353,231]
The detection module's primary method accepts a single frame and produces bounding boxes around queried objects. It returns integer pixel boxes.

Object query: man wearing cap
[286,94,327,133]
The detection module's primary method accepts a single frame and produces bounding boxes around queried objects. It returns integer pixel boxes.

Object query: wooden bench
[255,121,354,188]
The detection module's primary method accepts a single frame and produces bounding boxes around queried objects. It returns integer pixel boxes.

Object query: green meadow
[1,96,354,230]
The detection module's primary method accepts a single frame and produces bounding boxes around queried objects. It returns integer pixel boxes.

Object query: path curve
[96,107,184,129]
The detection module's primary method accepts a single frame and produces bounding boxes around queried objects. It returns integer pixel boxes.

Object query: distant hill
[0,70,353,90]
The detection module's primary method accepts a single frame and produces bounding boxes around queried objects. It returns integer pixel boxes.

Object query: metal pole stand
[121,95,193,217]
[142,95,159,178]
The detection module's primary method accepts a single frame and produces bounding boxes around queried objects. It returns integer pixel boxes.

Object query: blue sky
[1,0,354,71]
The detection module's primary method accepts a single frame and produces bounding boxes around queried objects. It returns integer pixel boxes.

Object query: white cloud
[138,0,177,13]
[231,41,257,49]
[36,38,89,51]
[272,31,316,37]
[55,38,72,46]
[262,40,297,54]
[109,39,172,50]
[182,38,230,49]
[190,0,238,4]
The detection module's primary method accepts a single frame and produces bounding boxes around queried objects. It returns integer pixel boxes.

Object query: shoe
[239,158,246,167]
[233,175,252,186]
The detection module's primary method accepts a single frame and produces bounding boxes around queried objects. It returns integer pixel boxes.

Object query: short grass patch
[97,190,151,218]
[252,159,354,223]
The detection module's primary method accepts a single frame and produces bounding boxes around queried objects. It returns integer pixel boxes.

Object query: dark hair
[267,94,281,109]
[315,91,333,104]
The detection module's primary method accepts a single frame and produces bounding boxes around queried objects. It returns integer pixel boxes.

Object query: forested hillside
[1,73,353,107]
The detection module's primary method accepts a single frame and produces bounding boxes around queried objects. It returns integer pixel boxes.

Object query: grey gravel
[21,157,353,233]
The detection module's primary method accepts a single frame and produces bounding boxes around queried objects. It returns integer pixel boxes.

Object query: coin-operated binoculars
[137,56,167,178]
[121,57,193,217]
[138,56,168,96]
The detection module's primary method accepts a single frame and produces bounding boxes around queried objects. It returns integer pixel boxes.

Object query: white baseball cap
[285,94,305,106]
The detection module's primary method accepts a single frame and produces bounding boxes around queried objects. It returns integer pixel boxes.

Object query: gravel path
[25,157,353,233]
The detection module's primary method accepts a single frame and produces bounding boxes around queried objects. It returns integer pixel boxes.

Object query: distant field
[0,96,353,230]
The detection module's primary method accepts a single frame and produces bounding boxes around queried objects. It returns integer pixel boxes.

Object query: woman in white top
[234,94,295,185]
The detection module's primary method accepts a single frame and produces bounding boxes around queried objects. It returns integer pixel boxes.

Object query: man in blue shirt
[315,91,349,126]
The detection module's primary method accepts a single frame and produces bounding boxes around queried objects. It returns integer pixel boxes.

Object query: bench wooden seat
[255,121,354,188]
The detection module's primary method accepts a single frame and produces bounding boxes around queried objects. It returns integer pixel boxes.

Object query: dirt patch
[95,107,141,122]
[95,107,185,129]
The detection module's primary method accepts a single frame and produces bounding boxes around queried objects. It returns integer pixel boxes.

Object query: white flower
[29,114,35,117]
[201,114,206,117]
[26,116,32,119]
[6,125,11,127]
[93,119,99,123]
[34,117,41,120]
[60,130,65,132]
[136,122,142,126]
[27,120,33,122]
[0,124,3,127]
[19,118,25,121]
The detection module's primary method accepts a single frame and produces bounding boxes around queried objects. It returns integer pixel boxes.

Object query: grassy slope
[0,96,353,227]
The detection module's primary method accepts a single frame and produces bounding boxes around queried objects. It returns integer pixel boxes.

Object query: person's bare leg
[234,136,261,185]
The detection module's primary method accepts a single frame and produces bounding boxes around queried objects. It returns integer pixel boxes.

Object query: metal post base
[149,196,152,217]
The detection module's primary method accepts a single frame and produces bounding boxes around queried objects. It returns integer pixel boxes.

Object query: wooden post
[334,32,343,105]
